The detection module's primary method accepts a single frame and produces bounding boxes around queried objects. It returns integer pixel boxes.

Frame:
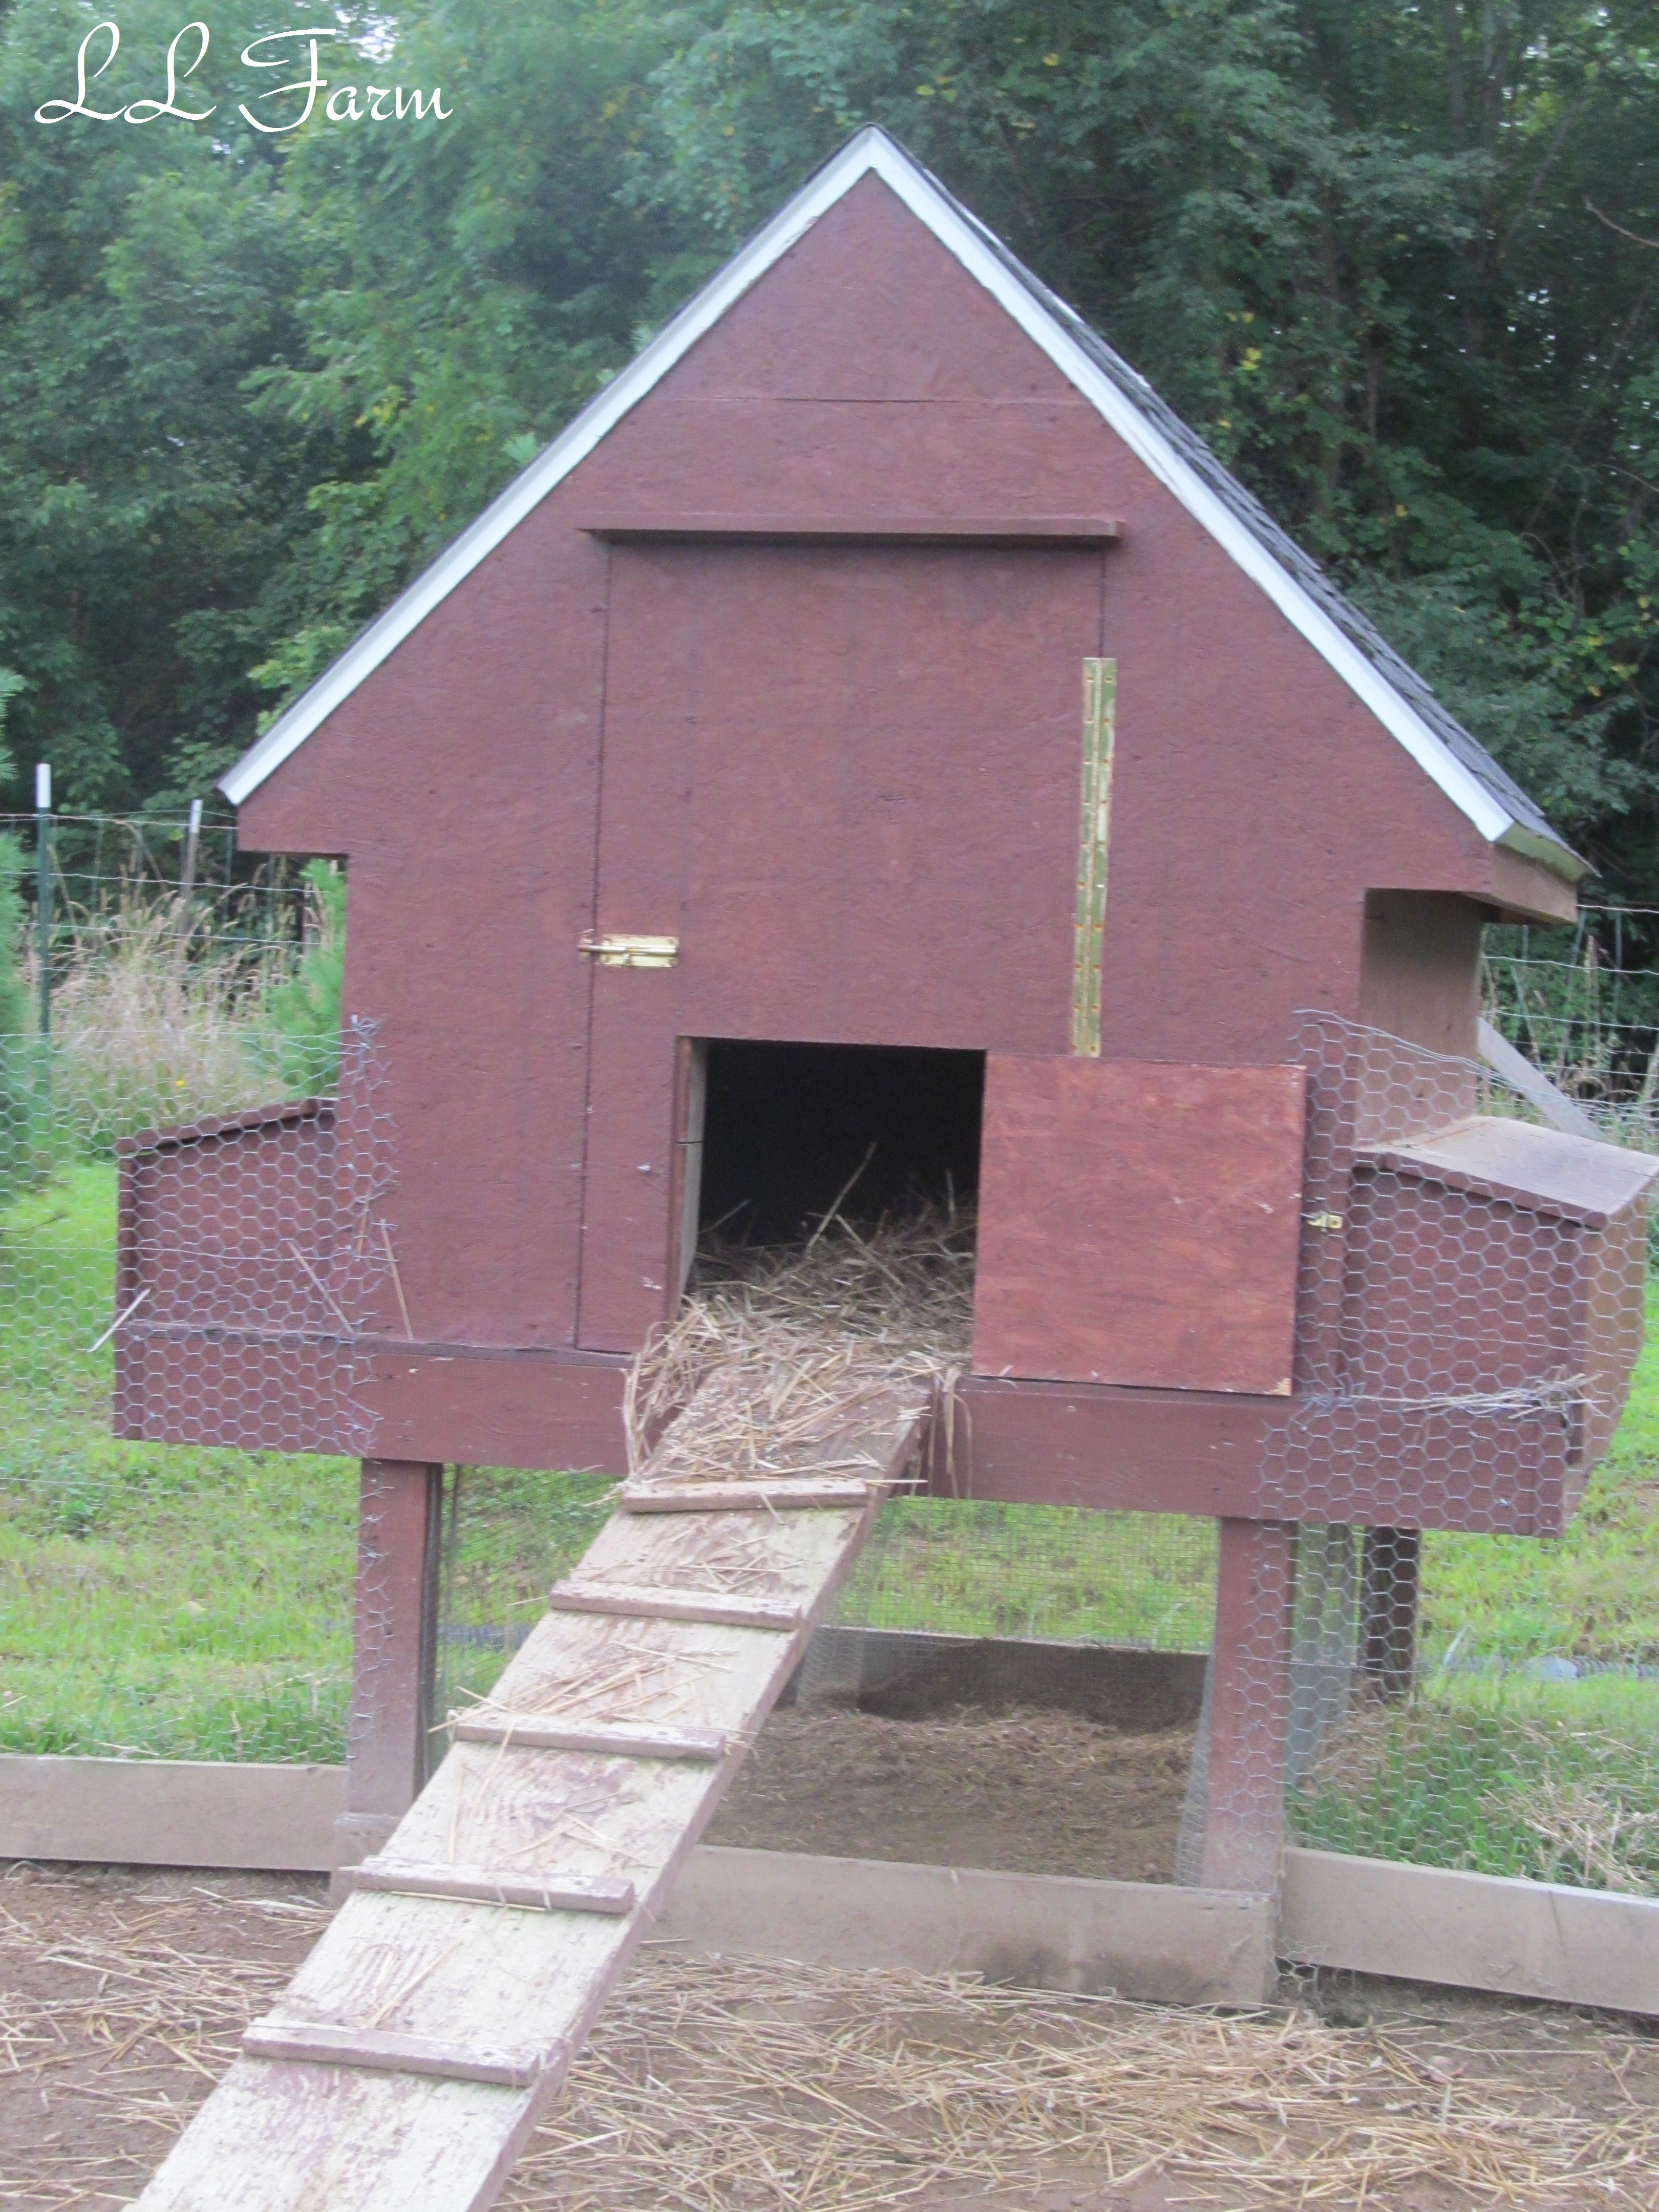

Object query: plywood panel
[972,1057,1306,1392]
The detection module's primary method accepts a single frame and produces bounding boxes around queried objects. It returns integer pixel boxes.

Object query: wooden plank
[243,2019,558,2089]
[352,1860,635,1915]
[580,513,1124,544]
[1199,1519,1298,1895]
[548,1579,804,1631]
[944,1375,1267,1516]
[391,1740,717,1905]
[1477,1018,1601,1139]
[450,1715,727,1761]
[972,1057,1306,1393]
[135,1397,916,2211]
[1368,1113,1659,1225]
[135,2061,542,2211]
[1280,1848,1659,2016]
[362,1345,630,1476]
[621,1477,884,1512]
[577,1496,865,1599]
[346,1461,443,1835]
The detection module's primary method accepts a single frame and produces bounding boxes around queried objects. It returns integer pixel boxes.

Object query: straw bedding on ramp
[622,1211,976,1486]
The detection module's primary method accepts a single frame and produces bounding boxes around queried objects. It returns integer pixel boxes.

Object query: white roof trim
[220,127,1553,877]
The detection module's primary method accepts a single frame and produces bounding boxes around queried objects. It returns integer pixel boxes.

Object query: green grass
[1287,1678,1659,1891]
[0,1162,616,1758]
[832,1498,1218,1647]
[1283,1287,1659,1890]
[0,1161,358,1759]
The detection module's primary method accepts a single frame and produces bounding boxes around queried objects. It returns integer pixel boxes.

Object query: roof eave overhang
[219,127,1583,892]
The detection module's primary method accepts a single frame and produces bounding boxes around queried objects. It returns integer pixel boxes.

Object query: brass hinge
[579,932,679,969]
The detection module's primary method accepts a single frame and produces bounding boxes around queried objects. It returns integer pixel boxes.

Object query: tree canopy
[2,0,1656,922]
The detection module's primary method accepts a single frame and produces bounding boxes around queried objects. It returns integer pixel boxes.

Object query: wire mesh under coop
[0,1022,394,1764]
[431,1009,1659,1899]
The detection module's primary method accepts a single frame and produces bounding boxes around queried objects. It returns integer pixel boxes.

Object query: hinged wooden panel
[971,1057,1306,1393]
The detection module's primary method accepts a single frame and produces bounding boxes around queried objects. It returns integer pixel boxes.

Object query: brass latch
[579,932,679,969]
[1303,1210,1344,1232]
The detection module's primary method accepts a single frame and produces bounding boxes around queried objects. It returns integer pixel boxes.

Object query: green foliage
[0,667,22,790]
[0,828,45,1201]
[0,833,30,1040]
[3,0,1659,896]
[259,859,345,1082]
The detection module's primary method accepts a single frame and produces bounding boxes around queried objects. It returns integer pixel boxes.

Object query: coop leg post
[1359,1526,1420,1700]
[1199,1518,1298,1897]
[334,1459,444,1883]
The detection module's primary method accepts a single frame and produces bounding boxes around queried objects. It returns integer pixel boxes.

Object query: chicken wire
[0,1020,393,1762]
[431,1013,1656,1895]
[4,980,1651,1906]
[1177,1016,1659,1895]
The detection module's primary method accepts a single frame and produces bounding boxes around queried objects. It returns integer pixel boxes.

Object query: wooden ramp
[136,1396,926,2211]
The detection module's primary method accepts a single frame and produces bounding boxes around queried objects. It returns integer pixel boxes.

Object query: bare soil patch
[2,1862,1657,2209]
[709,1705,1197,1882]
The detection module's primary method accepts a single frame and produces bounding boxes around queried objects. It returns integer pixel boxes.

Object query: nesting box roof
[220,127,1581,886]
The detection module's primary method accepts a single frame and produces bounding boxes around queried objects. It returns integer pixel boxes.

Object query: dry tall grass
[16,898,334,1144]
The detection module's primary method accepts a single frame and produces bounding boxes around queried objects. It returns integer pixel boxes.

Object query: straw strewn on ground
[4,1870,1656,2211]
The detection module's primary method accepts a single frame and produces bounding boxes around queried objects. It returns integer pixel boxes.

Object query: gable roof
[220,129,1583,885]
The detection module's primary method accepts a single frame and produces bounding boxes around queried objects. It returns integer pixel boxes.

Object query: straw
[624,1208,975,1485]
[3,1875,1655,2208]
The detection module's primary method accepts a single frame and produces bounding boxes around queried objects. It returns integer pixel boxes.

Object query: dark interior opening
[697,1041,985,1247]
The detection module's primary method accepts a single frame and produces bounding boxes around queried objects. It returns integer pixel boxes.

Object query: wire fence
[1484,908,1659,1136]
[3,809,316,985]
[0,1019,386,1764]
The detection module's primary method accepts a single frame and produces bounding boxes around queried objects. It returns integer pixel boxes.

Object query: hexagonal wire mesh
[728,1013,1657,1898]
[6,981,1652,1894]
[0,1018,392,1761]
[430,1014,1657,1896]
[1173,1015,1659,1894]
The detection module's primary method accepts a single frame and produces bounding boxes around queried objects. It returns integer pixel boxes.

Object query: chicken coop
[113,128,1655,1908]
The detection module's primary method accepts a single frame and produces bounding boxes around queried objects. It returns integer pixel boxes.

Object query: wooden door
[575,538,1103,1352]
[971,1056,1307,1393]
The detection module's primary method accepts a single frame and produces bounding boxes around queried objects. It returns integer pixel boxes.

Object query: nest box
[117,130,1656,1537]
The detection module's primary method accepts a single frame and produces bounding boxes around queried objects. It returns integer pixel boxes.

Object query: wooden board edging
[0,1754,347,1873]
[5,1758,1654,2017]
[1279,1847,1659,2016]
[656,1844,1275,2005]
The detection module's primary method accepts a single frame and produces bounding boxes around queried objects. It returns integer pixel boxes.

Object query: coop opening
[683,1040,984,1282]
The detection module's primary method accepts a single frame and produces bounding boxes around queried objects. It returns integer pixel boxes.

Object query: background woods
[1,0,1657,914]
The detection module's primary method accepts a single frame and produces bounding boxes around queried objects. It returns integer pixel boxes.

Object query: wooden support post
[1199,1518,1298,1897]
[1359,1526,1420,1700]
[336,1460,443,1874]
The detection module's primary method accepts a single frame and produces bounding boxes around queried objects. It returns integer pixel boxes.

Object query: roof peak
[219,127,1581,886]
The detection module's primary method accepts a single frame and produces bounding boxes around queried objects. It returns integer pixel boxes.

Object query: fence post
[174,797,202,954]
[33,763,51,1045]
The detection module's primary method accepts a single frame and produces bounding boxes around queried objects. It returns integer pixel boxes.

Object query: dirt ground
[708,1705,1197,1881]
[2,1861,1656,2211]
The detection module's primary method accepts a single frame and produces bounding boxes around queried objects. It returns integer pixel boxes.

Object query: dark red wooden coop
[116,130,1656,1892]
